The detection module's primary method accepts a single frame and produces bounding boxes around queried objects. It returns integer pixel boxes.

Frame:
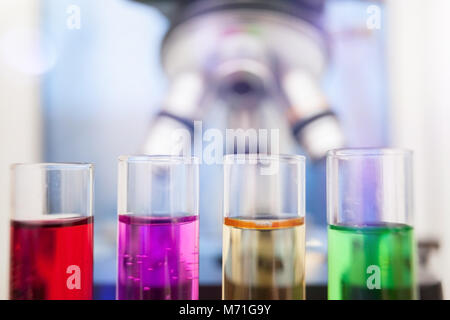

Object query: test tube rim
[11,162,93,171]
[223,153,305,165]
[327,147,413,159]
[118,154,199,165]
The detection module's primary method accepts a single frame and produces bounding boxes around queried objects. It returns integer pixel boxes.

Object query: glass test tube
[10,163,94,300]
[222,154,306,300]
[327,148,417,300]
[117,155,199,300]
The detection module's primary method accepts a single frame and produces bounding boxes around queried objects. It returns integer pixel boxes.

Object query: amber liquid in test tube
[222,154,306,300]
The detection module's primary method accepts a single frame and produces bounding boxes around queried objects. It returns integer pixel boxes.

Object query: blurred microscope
[128,0,443,299]
[136,0,344,158]
[132,0,344,293]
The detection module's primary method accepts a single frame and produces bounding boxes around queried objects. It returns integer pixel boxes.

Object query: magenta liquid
[117,214,199,300]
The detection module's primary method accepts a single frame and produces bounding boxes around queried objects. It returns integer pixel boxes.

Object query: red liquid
[10,216,93,300]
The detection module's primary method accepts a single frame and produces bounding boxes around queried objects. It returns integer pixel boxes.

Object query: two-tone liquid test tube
[327,148,417,300]
[117,155,199,300]
[10,163,94,300]
[222,154,306,300]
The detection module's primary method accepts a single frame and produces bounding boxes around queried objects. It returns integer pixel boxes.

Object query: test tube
[327,148,417,300]
[222,154,305,300]
[10,163,94,300]
[117,155,199,300]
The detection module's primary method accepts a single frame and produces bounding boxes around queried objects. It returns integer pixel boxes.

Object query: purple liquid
[117,214,199,300]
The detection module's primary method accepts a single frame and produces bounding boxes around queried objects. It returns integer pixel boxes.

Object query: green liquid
[328,223,417,300]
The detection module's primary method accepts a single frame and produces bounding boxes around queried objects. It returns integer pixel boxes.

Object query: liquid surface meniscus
[328,223,417,300]
[223,216,305,300]
[117,214,199,300]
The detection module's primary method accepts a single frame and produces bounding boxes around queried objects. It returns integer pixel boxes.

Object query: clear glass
[222,154,306,300]
[327,148,417,300]
[116,155,199,300]
[10,163,94,300]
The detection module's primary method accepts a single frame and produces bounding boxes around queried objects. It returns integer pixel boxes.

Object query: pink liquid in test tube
[117,215,199,299]
[116,155,199,300]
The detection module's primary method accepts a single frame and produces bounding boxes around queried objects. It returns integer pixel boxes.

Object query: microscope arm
[141,72,205,155]
[281,69,345,160]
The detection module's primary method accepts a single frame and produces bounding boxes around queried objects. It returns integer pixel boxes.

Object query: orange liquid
[223,216,304,230]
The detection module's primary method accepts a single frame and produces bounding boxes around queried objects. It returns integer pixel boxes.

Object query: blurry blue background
[42,0,168,285]
[41,0,387,288]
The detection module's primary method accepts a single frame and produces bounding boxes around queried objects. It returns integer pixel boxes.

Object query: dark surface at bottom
[94,282,443,300]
